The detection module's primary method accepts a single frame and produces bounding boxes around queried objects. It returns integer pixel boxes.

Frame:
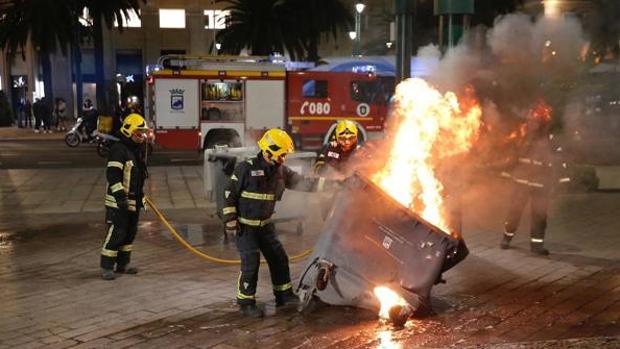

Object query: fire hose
[144,196,314,265]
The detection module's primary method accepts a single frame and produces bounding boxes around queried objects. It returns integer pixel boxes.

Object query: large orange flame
[371,78,482,232]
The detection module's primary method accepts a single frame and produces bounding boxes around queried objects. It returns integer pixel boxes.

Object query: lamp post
[354,3,365,56]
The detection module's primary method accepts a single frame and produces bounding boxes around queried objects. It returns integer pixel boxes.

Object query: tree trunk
[40,52,53,102]
[306,36,319,63]
[93,16,106,113]
[73,41,83,118]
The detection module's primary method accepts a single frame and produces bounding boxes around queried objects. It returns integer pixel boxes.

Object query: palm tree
[0,0,77,101]
[292,0,352,62]
[81,0,144,113]
[216,0,306,59]
[216,0,352,62]
[0,0,144,115]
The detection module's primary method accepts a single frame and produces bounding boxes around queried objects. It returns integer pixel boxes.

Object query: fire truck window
[351,81,381,104]
[202,81,243,101]
[302,80,328,98]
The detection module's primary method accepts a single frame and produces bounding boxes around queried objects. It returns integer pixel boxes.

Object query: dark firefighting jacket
[505,133,567,191]
[105,136,148,212]
[314,141,359,175]
[222,152,327,227]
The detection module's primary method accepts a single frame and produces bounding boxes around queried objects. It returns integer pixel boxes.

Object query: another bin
[204,146,318,230]
[296,172,468,316]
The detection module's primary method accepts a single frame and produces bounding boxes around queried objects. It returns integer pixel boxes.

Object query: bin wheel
[316,268,329,291]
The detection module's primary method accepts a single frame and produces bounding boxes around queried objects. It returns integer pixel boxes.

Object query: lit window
[159,9,186,29]
[204,10,230,29]
[115,9,141,28]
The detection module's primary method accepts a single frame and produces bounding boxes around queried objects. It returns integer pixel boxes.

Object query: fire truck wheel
[203,132,242,150]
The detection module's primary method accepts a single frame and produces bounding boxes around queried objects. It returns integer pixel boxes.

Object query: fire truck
[146,55,394,150]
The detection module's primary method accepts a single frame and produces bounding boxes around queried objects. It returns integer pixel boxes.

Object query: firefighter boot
[275,291,301,308]
[240,304,264,318]
[500,235,512,250]
[531,243,549,256]
[101,268,116,280]
[115,265,138,274]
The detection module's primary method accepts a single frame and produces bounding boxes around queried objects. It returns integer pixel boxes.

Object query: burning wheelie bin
[296,172,468,325]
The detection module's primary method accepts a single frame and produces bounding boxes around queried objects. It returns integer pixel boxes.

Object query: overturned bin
[296,173,468,324]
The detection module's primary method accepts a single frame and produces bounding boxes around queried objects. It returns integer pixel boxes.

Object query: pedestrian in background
[23,98,32,128]
[41,97,53,133]
[54,98,68,131]
[32,98,43,133]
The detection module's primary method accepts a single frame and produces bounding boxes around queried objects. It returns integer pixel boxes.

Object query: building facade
[1,0,400,119]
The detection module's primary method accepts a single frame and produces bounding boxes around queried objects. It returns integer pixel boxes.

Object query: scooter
[64,117,95,147]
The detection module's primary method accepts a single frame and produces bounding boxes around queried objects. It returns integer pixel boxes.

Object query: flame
[377,330,402,349]
[530,99,552,124]
[506,100,552,142]
[507,123,528,140]
[374,286,408,319]
[371,78,482,232]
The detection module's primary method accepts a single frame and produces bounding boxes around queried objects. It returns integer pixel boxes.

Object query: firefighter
[500,102,567,255]
[314,120,360,175]
[222,128,334,318]
[100,113,150,280]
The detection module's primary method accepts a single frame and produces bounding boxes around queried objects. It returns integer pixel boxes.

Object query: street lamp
[348,31,357,40]
[354,3,365,56]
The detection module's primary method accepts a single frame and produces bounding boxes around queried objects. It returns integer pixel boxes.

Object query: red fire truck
[146,56,394,150]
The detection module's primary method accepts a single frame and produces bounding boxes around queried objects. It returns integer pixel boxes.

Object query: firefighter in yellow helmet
[100,113,151,280]
[314,120,360,175]
[222,128,333,317]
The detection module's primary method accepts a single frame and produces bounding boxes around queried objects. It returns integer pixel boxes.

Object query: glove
[116,196,129,211]
[225,220,239,236]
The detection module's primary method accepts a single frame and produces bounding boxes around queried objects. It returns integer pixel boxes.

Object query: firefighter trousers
[504,186,549,244]
[100,207,140,270]
[236,223,292,305]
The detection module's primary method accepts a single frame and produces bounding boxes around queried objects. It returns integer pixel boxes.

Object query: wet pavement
[1,168,620,348]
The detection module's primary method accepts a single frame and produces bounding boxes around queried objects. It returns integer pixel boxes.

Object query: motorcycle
[64,117,95,147]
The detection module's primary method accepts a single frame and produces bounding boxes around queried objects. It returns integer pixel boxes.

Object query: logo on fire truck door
[170,89,185,111]
[356,103,370,117]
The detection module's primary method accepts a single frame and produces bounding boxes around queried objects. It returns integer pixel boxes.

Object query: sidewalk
[0,170,619,348]
[0,126,65,141]
[0,166,210,215]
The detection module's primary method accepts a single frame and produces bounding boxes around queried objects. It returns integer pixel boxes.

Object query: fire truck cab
[287,71,393,148]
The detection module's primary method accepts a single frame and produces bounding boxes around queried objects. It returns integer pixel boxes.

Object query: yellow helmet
[335,120,358,141]
[120,113,149,138]
[257,128,295,159]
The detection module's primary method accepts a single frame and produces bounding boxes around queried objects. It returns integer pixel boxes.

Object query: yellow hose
[144,196,313,265]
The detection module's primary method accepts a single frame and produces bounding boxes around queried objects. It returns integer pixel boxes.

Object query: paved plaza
[0,166,619,348]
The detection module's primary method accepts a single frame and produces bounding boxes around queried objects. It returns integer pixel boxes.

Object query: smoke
[428,14,584,111]
[347,13,592,235]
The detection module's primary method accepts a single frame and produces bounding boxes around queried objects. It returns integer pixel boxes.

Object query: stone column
[50,50,75,118]
[143,4,162,66]
[188,4,208,55]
